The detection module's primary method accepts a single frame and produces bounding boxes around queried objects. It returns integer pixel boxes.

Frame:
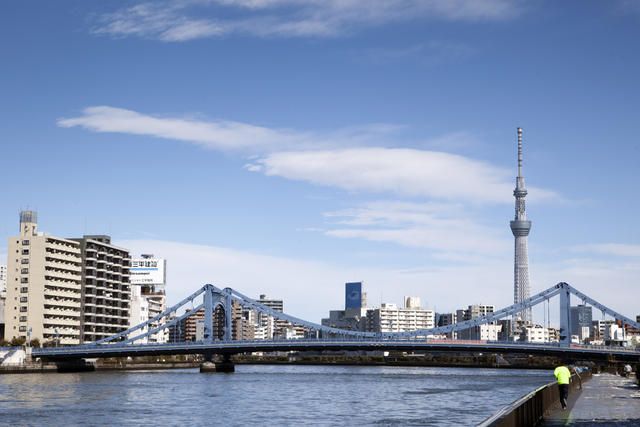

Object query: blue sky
[1,0,639,322]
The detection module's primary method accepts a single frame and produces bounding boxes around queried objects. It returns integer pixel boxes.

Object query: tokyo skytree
[510,127,532,325]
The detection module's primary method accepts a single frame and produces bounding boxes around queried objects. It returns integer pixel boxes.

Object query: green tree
[10,336,26,346]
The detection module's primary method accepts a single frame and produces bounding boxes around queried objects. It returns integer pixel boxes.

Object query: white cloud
[324,201,509,255]
[58,106,313,153]
[57,106,403,153]
[120,239,640,323]
[570,243,640,258]
[247,148,559,204]
[93,0,522,41]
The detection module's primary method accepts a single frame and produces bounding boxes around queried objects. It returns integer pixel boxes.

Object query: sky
[1,0,639,323]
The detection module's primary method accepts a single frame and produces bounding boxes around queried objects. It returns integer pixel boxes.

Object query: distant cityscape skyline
[1,1,639,322]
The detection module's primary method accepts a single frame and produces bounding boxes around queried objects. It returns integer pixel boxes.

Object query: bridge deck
[33,340,640,362]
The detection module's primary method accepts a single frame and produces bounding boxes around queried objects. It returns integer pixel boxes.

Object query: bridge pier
[55,359,96,373]
[200,353,235,373]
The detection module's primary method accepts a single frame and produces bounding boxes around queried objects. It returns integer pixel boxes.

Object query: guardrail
[478,372,588,427]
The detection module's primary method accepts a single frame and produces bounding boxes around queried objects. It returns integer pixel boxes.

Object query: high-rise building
[345,282,366,311]
[570,305,593,342]
[6,211,83,345]
[72,235,131,344]
[510,127,532,325]
[130,255,167,343]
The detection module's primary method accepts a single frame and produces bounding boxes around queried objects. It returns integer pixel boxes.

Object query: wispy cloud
[92,0,522,42]
[58,106,310,152]
[324,201,509,255]
[570,243,640,258]
[59,105,560,205]
[246,148,559,204]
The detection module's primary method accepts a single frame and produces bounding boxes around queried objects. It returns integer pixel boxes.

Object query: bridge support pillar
[199,353,235,373]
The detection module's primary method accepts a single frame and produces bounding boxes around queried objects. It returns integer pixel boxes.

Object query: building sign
[130,258,165,285]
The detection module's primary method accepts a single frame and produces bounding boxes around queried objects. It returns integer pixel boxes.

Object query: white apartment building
[521,324,550,343]
[366,302,435,333]
[6,212,83,345]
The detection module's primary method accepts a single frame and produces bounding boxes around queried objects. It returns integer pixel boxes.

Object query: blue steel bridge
[34,282,640,366]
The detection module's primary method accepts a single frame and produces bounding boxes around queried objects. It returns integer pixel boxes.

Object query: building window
[21,268,29,274]
[19,326,27,332]
[20,306,27,312]
[22,249,30,255]
[22,240,30,245]
[20,287,28,293]
[21,278,28,284]
[21,258,29,264]
[20,297,28,303]
[19,316,27,322]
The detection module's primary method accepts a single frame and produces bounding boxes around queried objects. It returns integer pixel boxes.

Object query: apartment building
[72,235,131,344]
[366,302,435,333]
[5,211,83,345]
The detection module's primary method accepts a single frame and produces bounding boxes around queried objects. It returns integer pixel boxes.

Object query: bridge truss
[87,282,639,349]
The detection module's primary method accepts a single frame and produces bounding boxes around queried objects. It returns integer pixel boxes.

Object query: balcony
[44,308,81,318]
[44,327,81,337]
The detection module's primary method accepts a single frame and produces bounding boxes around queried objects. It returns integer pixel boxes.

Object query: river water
[0,365,552,426]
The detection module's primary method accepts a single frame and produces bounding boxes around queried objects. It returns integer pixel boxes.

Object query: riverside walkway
[542,373,640,426]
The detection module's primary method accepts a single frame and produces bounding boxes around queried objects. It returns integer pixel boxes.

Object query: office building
[435,312,457,339]
[322,282,370,333]
[130,255,167,343]
[570,305,593,342]
[510,128,532,324]
[5,211,83,345]
[456,304,499,340]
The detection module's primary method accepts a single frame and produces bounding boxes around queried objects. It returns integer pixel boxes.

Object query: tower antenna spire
[510,127,532,328]
[517,127,523,178]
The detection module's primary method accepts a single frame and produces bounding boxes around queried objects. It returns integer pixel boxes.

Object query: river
[0,365,552,426]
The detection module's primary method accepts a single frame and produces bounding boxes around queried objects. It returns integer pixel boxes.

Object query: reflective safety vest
[554,366,571,385]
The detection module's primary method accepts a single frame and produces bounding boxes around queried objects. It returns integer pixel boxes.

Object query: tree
[10,337,26,346]
[29,338,41,348]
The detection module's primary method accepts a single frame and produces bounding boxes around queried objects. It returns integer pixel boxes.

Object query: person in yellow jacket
[554,364,580,410]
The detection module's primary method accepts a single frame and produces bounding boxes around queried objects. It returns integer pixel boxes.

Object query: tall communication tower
[510,127,532,325]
